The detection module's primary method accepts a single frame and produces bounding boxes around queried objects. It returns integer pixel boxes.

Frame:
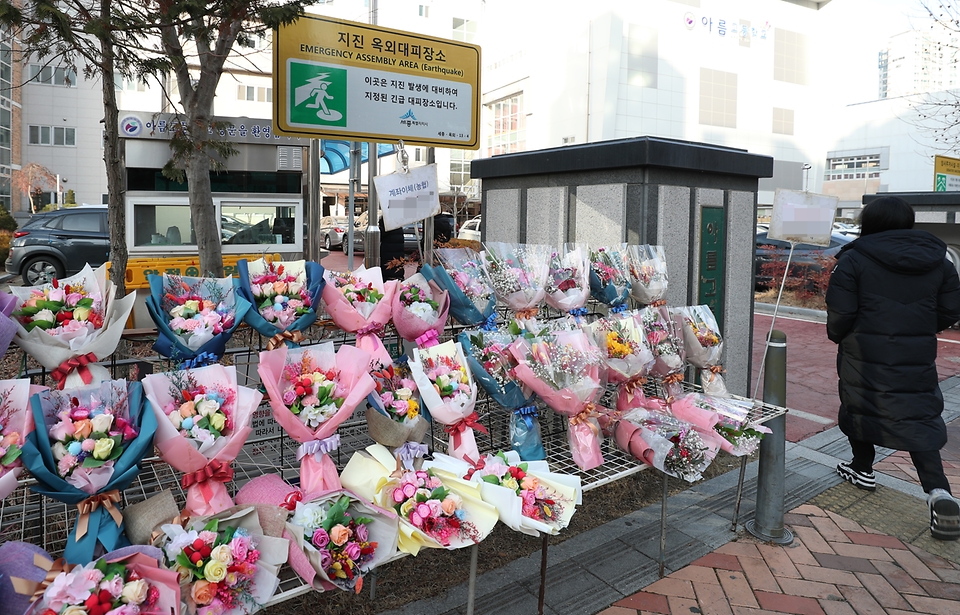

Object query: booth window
[221,205,297,246]
[133,203,195,247]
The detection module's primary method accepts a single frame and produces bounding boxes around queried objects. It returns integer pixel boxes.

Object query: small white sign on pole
[768,189,839,247]
[374,163,441,231]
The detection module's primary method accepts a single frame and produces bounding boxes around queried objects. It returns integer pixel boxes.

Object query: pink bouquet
[482,242,551,318]
[509,329,607,471]
[409,341,483,462]
[676,305,728,396]
[639,306,686,396]
[587,313,655,412]
[627,244,669,306]
[387,468,482,547]
[259,342,375,497]
[612,407,719,482]
[0,378,43,501]
[143,364,260,517]
[321,266,398,366]
[671,393,769,456]
[391,273,450,344]
[544,244,590,312]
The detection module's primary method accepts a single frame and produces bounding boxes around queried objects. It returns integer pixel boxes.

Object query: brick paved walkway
[602,504,960,615]
[872,420,960,495]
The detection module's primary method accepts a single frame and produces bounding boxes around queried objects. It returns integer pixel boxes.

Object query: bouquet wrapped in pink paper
[544,244,590,313]
[0,291,20,358]
[612,407,719,482]
[143,364,260,517]
[10,264,136,389]
[483,242,551,318]
[509,329,607,471]
[671,393,769,456]
[391,273,450,344]
[321,266,398,366]
[0,378,44,502]
[639,306,686,396]
[259,342,375,497]
[587,313,655,413]
[676,305,728,396]
[627,244,669,306]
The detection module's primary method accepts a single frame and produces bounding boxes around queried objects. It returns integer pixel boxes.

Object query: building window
[486,94,525,156]
[453,18,477,43]
[699,68,737,128]
[419,5,429,17]
[238,85,272,102]
[29,125,76,146]
[114,73,147,91]
[828,154,881,170]
[102,193,109,205]
[773,28,808,85]
[627,24,658,88]
[772,107,794,135]
[449,149,478,198]
[28,64,77,87]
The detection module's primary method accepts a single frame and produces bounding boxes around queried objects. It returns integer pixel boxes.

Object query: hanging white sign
[768,189,839,247]
[374,163,441,231]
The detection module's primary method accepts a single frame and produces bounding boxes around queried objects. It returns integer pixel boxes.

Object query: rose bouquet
[544,244,591,313]
[611,407,719,482]
[509,329,607,471]
[671,393,769,456]
[0,378,45,502]
[627,244,669,306]
[586,313,655,413]
[391,273,450,344]
[639,306,686,396]
[10,264,136,389]
[237,258,325,349]
[22,380,157,564]
[321,266,398,366]
[143,364,260,517]
[426,450,581,536]
[146,273,250,362]
[366,359,429,465]
[409,340,483,462]
[482,242,551,318]
[588,244,631,309]
[676,305,728,396]
[386,469,483,547]
[259,342,374,497]
[425,248,495,326]
[158,506,289,615]
[460,329,545,461]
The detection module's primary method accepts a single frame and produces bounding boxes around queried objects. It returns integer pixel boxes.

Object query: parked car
[352,222,419,254]
[755,231,853,289]
[6,206,110,285]
[318,216,350,251]
[458,216,482,242]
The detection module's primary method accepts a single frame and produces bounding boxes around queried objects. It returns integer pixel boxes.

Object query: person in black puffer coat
[826,196,960,541]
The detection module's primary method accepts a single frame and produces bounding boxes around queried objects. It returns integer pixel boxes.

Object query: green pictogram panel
[698,206,725,326]
[289,62,349,128]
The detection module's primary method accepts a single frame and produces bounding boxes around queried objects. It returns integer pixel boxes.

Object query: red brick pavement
[601,505,960,615]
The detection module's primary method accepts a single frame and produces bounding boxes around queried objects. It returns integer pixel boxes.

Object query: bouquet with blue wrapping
[20,379,157,564]
[146,273,251,362]
[237,257,324,349]
[460,329,545,461]
[589,244,631,308]
[424,248,496,326]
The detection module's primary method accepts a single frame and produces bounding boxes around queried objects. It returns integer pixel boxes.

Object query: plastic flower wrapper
[341,444,498,555]
[237,257,324,349]
[366,358,429,466]
[0,379,46,502]
[671,393,770,456]
[627,244,669,306]
[0,541,59,615]
[586,312,655,413]
[676,305,728,396]
[544,243,590,313]
[391,273,451,344]
[258,342,375,497]
[143,364,261,517]
[21,380,157,564]
[425,450,581,537]
[426,247,495,326]
[23,545,181,615]
[638,306,687,397]
[146,273,250,362]
[509,329,608,471]
[409,340,484,462]
[0,291,20,358]
[321,265,398,367]
[10,264,136,389]
[482,242,551,318]
[612,407,719,482]
[588,244,631,308]
[236,475,399,595]
[157,506,289,615]
[459,328,546,461]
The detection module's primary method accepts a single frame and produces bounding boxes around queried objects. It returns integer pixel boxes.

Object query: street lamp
[802,164,812,192]
[56,175,67,208]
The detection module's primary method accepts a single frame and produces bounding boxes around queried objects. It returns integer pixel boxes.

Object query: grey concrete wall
[658,185,692,307]
[526,187,568,246]
[484,189,522,242]
[575,184,626,247]
[724,190,757,397]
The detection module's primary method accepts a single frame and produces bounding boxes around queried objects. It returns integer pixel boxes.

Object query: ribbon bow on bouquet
[321,265,397,367]
[392,273,451,345]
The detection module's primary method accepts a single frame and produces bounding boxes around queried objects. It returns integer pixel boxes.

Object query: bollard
[745,330,794,544]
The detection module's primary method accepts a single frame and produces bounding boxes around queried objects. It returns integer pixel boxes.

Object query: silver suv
[5,207,109,285]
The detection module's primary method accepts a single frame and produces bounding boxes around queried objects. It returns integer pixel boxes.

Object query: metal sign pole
[348,141,361,270]
[307,140,322,261]
[365,142,380,268]
[424,147,436,266]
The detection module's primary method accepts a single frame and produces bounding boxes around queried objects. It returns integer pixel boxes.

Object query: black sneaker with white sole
[929,489,960,541]
[836,461,877,491]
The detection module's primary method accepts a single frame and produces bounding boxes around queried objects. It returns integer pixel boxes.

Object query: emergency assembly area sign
[274,15,481,149]
[934,155,960,191]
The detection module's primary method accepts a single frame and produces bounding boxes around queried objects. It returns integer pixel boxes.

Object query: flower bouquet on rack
[409,340,483,462]
[611,407,719,482]
[425,248,495,326]
[145,273,250,363]
[157,506,289,615]
[483,242,551,319]
[588,244,631,309]
[143,364,260,518]
[676,305,728,396]
[237,257,325,350]
[627,244,669,306]
[391,273,450,344]
[544,244,591,315]
[639,306,687,398]
[671,393,769,456]
[21,379,157,564]
[322,266,398,366]
[586,313,655,413]
[425,450,581,536]
[259,342,375,497]
[509,328,608,471]
[21,545,181,615]
[0,378,45,501]
[341,444,498,555]
[366,358,429,468]
[9,264,136,388]
[0,291,20,359]
[460,328,545,461]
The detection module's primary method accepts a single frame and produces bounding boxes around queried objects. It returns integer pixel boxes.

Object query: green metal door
[698,206,725,325]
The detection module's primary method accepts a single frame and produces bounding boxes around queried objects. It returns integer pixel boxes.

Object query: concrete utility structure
[473,136,773,397]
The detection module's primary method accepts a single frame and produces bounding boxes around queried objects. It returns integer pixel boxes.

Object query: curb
[755,301,827,323]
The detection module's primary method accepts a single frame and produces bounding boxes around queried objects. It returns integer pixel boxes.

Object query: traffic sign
[934,155,960,191]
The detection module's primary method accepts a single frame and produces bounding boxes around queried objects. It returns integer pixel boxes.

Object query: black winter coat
[826,229,960,451]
